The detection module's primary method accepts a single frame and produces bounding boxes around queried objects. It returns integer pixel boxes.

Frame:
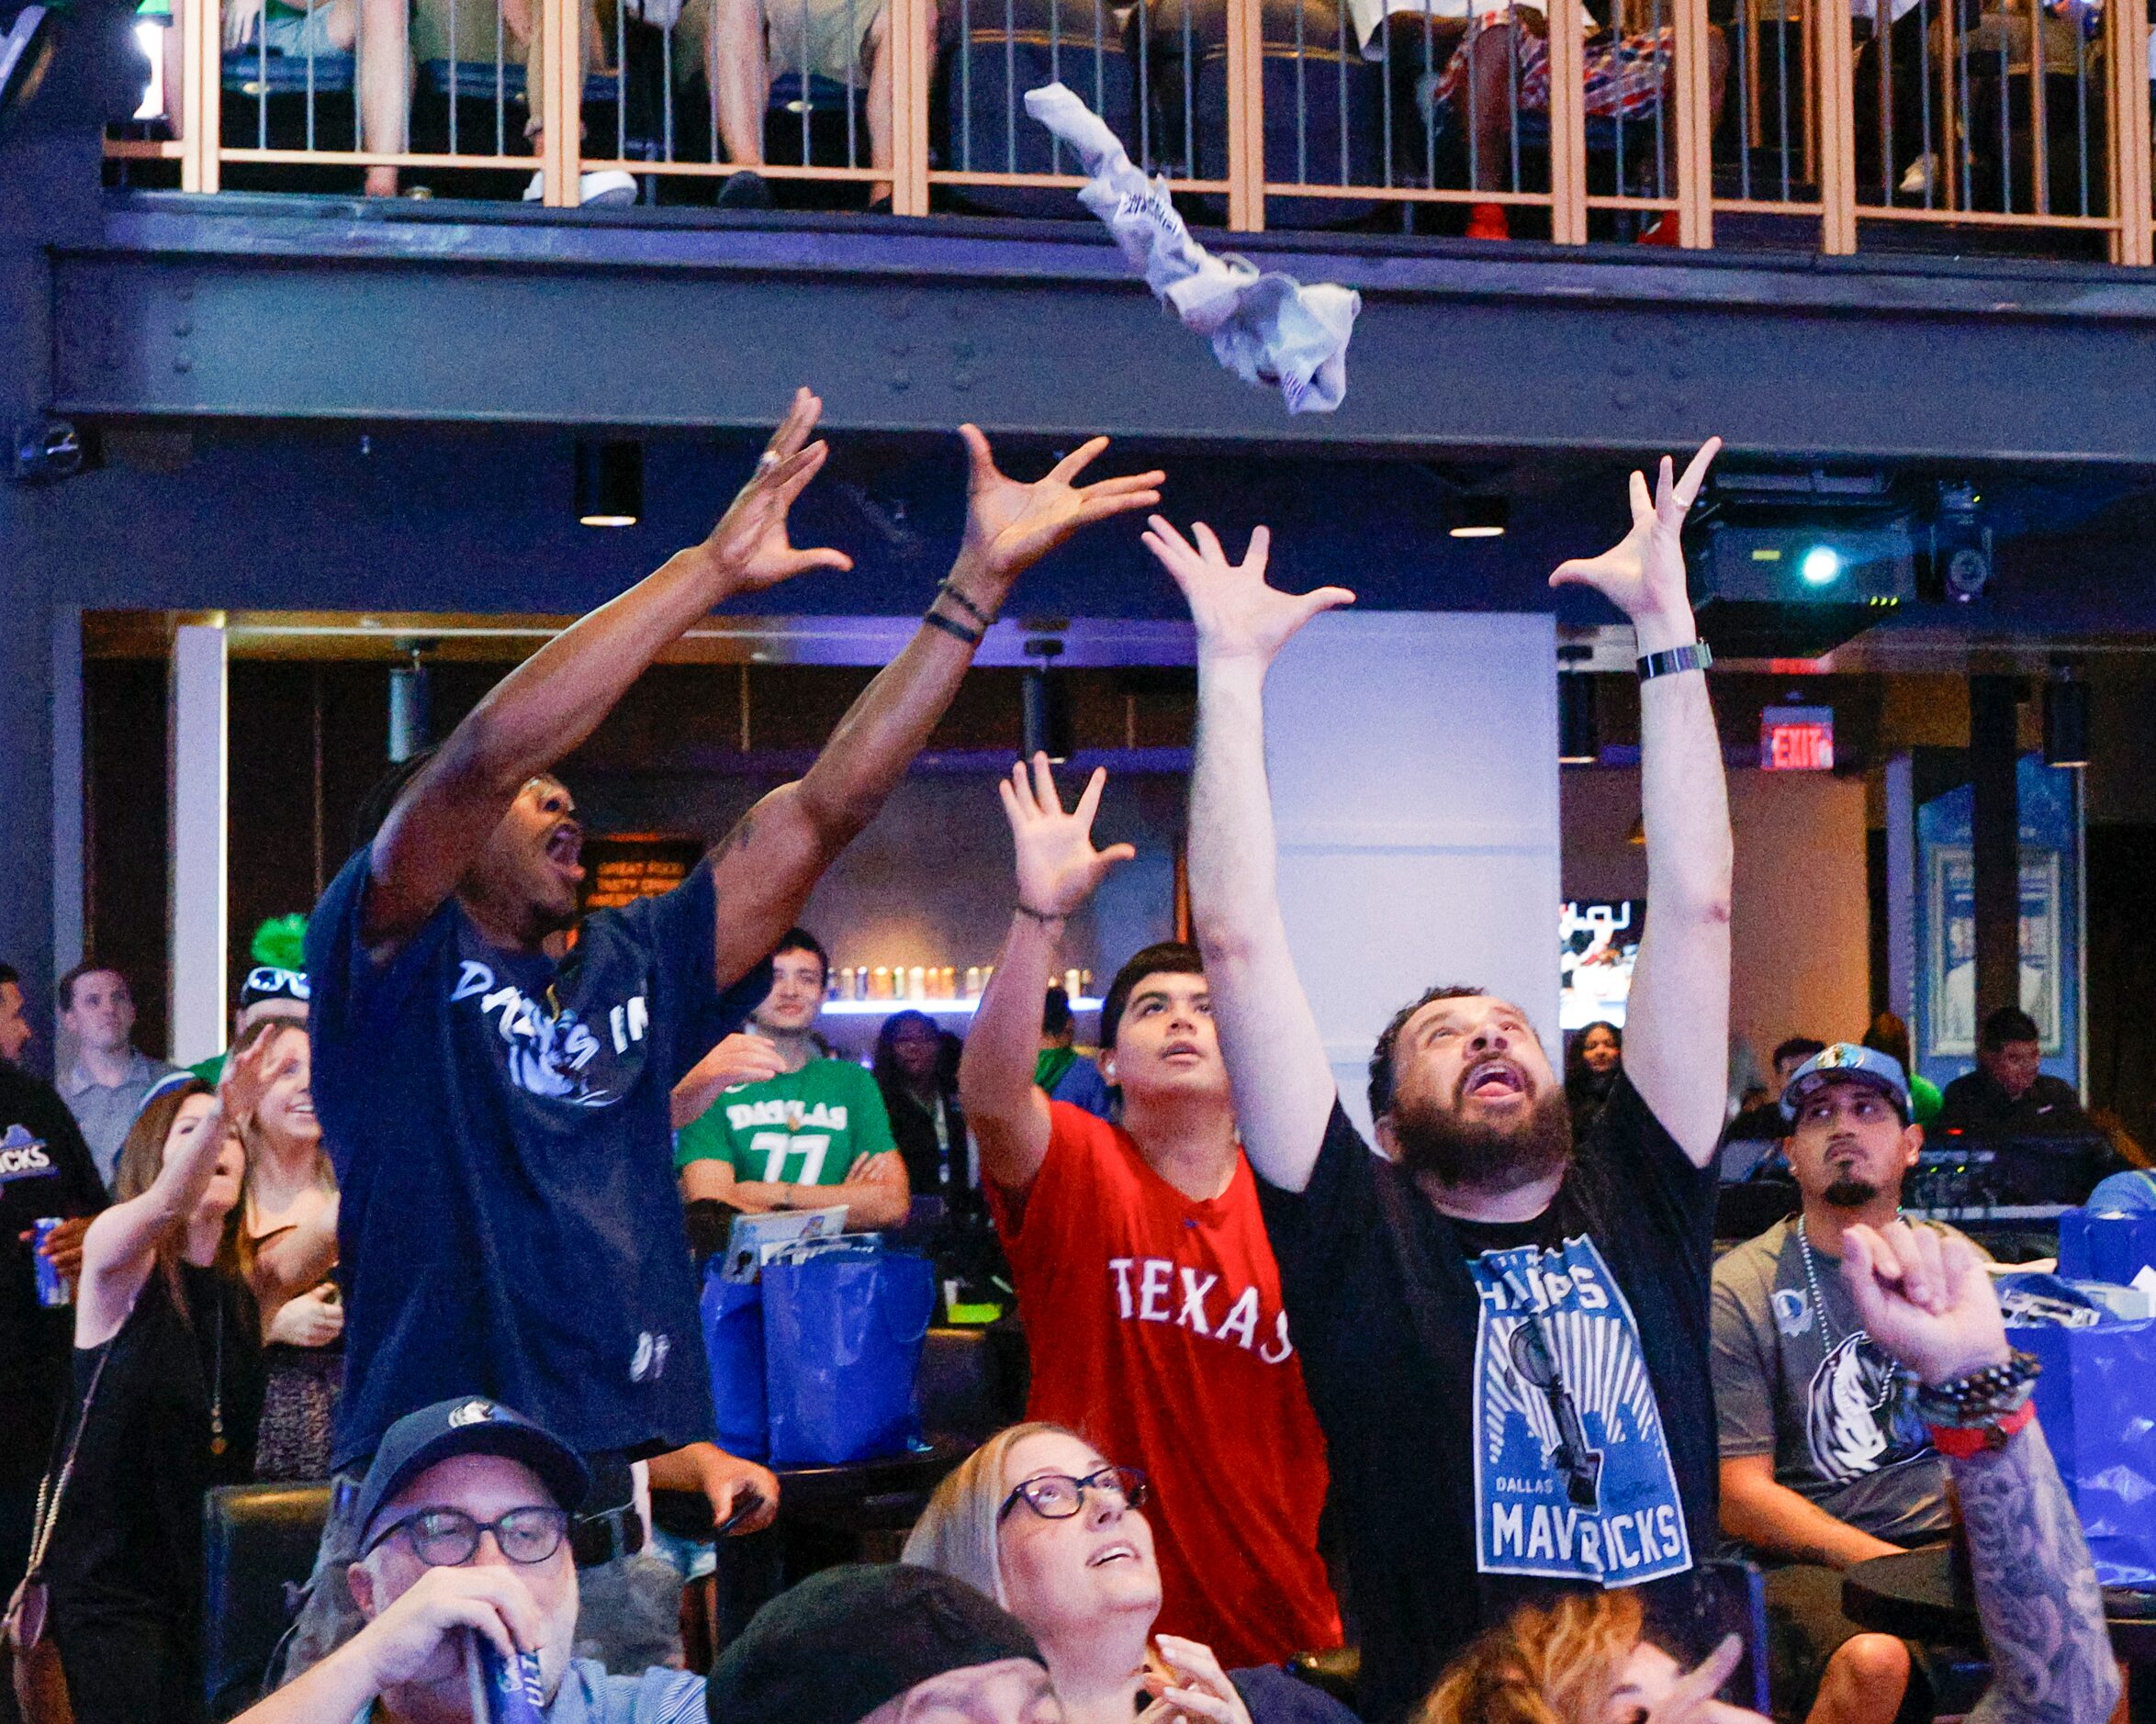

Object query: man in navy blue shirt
[292,389,1162,1674]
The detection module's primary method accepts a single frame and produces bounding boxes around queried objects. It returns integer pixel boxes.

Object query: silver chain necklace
[1796,1213,1903,1412]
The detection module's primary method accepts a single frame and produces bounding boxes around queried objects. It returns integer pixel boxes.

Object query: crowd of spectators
[0,409,2128,1724]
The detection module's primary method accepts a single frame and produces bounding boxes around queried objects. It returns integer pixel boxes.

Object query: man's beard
[1392,1085,1574,1197]
[1820,1176,1882,1209]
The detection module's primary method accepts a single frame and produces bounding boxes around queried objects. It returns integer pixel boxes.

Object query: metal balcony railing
[105,0,2154,261]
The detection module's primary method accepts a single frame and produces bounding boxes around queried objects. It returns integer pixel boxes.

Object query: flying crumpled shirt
[1023,81,1361,415]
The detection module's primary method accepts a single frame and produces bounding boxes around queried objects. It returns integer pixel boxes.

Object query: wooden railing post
[543,0,578,205]
[1547,0,1589,242]
[1675,0,1714,242]
[1814,0,1857,250]
[181,0,219,191]
[890,0,931,214]
[1225,0,1264,229]
[2109,0,2152,263]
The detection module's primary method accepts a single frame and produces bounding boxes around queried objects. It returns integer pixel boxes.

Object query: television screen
[1560,900,1645,1031]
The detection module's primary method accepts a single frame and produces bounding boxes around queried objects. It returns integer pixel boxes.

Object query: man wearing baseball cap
[1709,1044,1985,1724]
[236,1396,706,1724]
[706,1565,1058,1724]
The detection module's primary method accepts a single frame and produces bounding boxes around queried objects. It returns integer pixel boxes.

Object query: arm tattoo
[1959,1420,2121,1724]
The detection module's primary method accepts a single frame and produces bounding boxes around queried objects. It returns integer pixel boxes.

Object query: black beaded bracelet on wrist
[1914,1349,2042,1427]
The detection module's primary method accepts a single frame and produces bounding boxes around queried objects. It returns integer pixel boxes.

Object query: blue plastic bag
[2060,1210,2156,1287]
[701,1263,769,1461]
[762,1246,936,1466]
[2008,1314,2156,1587]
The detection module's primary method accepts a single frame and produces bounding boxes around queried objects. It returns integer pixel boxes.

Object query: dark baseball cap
[351,1398,590,1550]
[706,1565,1046,1724]
[1780,1042,1912,1124]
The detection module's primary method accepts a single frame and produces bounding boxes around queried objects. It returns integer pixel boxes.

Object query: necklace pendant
[210,1435,228,1457]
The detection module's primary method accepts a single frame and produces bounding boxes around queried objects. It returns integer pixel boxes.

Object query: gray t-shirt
[1711,1215,1978,1550]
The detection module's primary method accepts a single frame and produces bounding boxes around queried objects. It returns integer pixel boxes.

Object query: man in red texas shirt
[958,754,1342,1673]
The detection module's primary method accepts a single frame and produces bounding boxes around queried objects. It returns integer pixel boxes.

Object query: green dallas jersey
[672,1057,896,1186]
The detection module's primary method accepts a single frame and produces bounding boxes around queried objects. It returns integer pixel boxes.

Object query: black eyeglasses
[361,1506,572,1568]
[998,1465,1150,1524]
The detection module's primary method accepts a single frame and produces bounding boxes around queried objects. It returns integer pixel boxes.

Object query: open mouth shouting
[1460,1057,1529,1105]
[545,822,587,882]
[1086,1540,1141,1570]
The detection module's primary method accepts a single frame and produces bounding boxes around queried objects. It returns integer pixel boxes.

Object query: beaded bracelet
[1914,1349,2042,1428]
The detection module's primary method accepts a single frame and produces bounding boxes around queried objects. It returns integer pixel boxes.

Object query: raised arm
[1144,519,1353,1194]
[959,758,1136,1196]
[702,430,1162,988]
[365,390,849,958]
[1550,442,1731,1166]
[77,1034,278,1344]
[1841,1222,2122,1724]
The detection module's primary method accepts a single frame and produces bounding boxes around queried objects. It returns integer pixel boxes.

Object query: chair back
[201,1482,332,1721]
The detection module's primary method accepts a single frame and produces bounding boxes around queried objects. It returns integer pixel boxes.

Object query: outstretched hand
[219,1024,289,1131]
[1842,1220,2012,1388]
[959,428,1165,590]
[1001,755,1136,919]
[1140,517,1353,667]
[698,387,855,593]
[1549,438,1721,640]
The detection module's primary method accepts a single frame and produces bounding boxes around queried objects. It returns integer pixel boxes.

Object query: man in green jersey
[674,929,910,1229]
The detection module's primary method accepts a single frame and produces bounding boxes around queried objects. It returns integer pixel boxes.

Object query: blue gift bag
[2009,1314,2156,1587]
[702,1263,769,1461]
[2059,1210,2156,1287]
[762,1246,936,1466]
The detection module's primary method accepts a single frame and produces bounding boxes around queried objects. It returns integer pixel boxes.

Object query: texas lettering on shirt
[1106,1256,1297,1362]
[1470,1236,1691,1587]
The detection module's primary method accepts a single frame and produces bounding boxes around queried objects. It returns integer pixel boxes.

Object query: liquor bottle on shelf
[963,967,983,999]
[870,966,893,1000]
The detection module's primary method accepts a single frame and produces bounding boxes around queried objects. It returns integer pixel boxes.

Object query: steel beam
[49,196,2156,462]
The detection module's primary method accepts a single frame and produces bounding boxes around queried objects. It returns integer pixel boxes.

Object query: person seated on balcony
[1349,0,1549,235]
[672,0,938,209]
[496,0,643,204]
[1402,0,1729,242]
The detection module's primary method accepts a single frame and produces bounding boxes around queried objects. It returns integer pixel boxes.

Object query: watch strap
[1636,640,1714,681]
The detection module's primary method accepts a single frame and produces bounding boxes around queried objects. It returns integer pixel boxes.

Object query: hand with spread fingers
[1141,517,1354,668]
[219,1023,288,1132]
[1002,755,1137,920]
[957,428,1166,592]
[1138,1635,1255,1724]
[1548,438,1722,640]
[698,387,856,594]
[1841,1219,2012,1387]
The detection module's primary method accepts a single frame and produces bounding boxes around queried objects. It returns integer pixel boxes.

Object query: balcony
[100,0,2155,262]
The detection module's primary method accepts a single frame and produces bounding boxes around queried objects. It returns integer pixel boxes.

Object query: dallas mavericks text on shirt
[0,1125,58,1184]
[1470,1237,1691,1586]
[452,957,645,1106]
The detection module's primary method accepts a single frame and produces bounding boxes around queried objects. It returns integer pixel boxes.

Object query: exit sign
[1761,705,1835,770]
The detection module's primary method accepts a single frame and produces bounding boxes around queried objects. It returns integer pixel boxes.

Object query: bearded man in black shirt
[1146,442,1734,1724]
